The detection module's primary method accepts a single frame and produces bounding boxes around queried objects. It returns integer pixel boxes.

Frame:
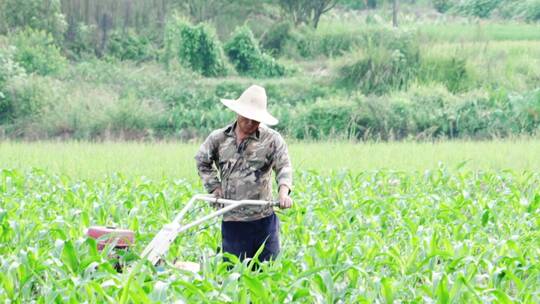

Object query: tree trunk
[124,0,132,35]
[84,0,90,24]
[392,0,398,28]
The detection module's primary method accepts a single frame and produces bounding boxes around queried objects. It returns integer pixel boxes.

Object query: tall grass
[418,22,540,42]
[422,40,540,91]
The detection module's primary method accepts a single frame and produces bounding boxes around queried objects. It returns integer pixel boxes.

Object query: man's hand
[211,187,224,208]
[278,185,292,209]
[212,187,223,198]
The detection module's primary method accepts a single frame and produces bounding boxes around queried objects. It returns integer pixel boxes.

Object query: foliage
[292,25,361,58]
[337,0,368,10]
[224,26,287,78]
[282,87,540,140]
[0,44,25,122]
[277,0,338,28]
[1,75,54,124]
[11,29,67,76]
[0,167,539,302]
[516,0,540,21]
[432,0,454,13]
[173,20,227,77]
[419,56,470,93]
[337,30,420,95]
[107,30,155,62]
[2,55,539,140]
[63,22,96,60]
[290,98,359,139]
[0,0,66,42]
[452,0,503,18]
[260,21,293,56]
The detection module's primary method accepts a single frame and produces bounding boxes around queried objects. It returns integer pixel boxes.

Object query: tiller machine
[86,194,278,272]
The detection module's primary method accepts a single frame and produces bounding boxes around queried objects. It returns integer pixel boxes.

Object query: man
[195,84,293,263]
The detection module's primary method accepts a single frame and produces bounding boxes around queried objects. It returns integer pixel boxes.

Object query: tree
[0,0,67,41]
[277,0,338,29]
[178,0,228,23]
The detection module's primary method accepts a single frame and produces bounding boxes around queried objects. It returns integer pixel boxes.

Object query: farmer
[195,84,293,263]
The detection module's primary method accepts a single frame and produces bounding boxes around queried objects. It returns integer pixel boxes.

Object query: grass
[318,14,540,42]
[1,140,540,181]
[421,40,540,91]
[418,22,540,42]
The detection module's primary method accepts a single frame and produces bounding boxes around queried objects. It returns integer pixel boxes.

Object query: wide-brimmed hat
[220,85,278,126]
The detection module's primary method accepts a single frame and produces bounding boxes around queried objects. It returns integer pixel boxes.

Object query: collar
[224,121,260,141]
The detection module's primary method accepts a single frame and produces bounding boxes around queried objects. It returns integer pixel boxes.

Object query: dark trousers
[221,213,280,263]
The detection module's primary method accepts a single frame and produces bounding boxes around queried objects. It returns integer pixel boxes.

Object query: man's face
[237,115,260,135]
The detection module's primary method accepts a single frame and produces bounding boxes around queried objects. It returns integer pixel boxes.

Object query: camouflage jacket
[195,122,293,221]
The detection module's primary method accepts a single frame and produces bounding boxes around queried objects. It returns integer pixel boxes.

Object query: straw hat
[220,85,278,126]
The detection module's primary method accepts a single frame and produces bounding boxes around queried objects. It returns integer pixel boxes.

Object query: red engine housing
[86,226,135,250]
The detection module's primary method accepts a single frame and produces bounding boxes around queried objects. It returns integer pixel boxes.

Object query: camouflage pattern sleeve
[194,131,222,193]
[272,133,293,192]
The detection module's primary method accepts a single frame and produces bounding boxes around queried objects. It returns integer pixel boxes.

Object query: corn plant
[0,167,539,302]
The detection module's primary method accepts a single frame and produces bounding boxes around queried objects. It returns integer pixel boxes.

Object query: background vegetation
[0,0,539,141]
[2,2,540,302]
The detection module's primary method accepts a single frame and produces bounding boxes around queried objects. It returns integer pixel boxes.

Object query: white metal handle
[172,194,278,230]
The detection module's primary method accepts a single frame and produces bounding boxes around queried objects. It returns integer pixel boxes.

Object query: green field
[1,144,539,302]
[1,140,540,180]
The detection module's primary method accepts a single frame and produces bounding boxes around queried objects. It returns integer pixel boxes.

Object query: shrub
[494,0,540,21]
[337,30,420,95]
[337,0,368,10]
[419,56,470,93]
[522,0,540,21]
[107,30,155,62]
[12,29,67,75]
[106,94,165,138]
[432,0,454,13]
[224,26,286,78]
[169,19,227,77]
[0,0,66,42]
[453,0,502,18]
[0,44,25,121]
[2,75,54,122]
[291,25,362,58]
[290,98,359,140]
[260,21,293,56]
[64,22,96,60]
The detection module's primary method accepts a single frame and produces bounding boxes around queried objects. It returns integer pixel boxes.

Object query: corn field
[1,168,538,302]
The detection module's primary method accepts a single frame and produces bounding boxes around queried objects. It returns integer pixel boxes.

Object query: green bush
[432,0,454,13]
[0,0,66,42]
[168,19,227,77]
[2,75,53,122]
[286,87,540,141]
[107,30,155,62]
[12,29,67,75]
[495,0,540,21]
[522,0,540,21]
[224,26,286,78]
[291,25,362,58]
[0,44,25,121]
[290,98,359,140]
[260,21,293,56]
[64,22,95,60]
[105,94,165,138]
[337,30,420,95]
[337,0,368,10]
[453,0,502,18]
[419,56,470,93]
